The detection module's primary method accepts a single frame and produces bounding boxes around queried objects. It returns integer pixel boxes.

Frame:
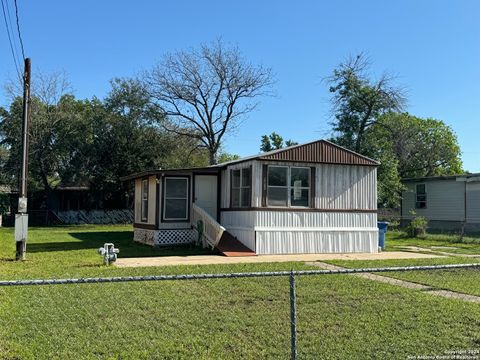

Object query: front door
[194,175,218,219]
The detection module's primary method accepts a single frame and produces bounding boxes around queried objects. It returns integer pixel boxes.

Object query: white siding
[255,211,377,228]
[256,231,378,254]
[221,211,256,250]
[254,210,377,254]
[220,160,259,208]
[467,182,480,223]
[402,180,465,221]
[222,160,377,211]
[221,210,378,254]
[317,164,377,210]
[220,160,378,254]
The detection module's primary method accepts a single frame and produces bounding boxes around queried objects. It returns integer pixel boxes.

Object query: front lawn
[0,225,479,359]
[1,268,479,359]
[385,230,480,255]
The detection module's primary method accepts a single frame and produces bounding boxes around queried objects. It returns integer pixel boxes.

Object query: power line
[0,0,22,82]
[13,0,25,60]
[5,0,21,61]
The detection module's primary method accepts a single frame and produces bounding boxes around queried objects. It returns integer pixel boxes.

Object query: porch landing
[115,251,443,268]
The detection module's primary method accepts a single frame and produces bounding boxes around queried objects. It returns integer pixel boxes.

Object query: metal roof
[120,139,379,181]
[402,173,480,182]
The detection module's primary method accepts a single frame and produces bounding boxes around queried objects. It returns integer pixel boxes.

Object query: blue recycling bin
[377,221,389,251]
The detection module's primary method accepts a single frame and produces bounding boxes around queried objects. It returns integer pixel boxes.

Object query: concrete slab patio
[115,251,443,268]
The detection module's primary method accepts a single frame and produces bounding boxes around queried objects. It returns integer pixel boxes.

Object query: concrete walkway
[116,251,442,268]
[398,246,480,258]
[309,261,480,304]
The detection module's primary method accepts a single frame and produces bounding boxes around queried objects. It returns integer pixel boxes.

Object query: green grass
[326,257,480,297]
[385,230,480,255]
[0,225,479,359]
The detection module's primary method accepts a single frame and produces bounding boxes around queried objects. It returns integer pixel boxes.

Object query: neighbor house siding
[466,182,480,223]
[402,180,465,221]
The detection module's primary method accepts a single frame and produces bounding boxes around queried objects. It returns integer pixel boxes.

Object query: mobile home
[122,140,379,255]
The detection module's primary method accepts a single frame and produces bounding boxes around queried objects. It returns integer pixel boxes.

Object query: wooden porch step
[216,231,256,257]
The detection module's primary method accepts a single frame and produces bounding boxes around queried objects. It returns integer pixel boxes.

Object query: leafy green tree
[326,53,406,153]
[0,75,208,210]
[364,113,463,207]
[260,132,298,152]
[217,152,240,163]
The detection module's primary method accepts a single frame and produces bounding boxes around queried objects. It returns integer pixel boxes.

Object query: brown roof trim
[120,167,219,182]
[214,140,379,167]
[258,140,379,166]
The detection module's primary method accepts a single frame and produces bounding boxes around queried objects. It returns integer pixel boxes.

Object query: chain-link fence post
[289,271,297,360]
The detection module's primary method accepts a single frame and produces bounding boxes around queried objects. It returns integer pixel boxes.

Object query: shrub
[408,210,428,237]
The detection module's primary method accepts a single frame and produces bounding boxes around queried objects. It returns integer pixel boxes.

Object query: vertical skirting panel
[255,230,378,255]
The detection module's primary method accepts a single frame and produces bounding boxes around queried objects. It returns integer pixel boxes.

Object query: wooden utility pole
[15,57,31,261]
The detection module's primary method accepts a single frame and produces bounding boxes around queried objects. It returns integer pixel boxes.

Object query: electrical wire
[13,0,25,60]
[1,0,22,82]
[5,0,21,61]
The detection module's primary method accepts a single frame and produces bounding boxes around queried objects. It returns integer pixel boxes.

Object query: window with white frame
[415,183,426,209]
[231,167,251,207]
[163,177,189,220]
[267,166,310,207]
[141,179,148,222]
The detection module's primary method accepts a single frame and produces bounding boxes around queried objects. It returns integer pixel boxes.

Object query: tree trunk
[208,149,217,165]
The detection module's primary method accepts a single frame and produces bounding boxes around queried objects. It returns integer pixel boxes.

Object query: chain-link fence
[0,263,479,359]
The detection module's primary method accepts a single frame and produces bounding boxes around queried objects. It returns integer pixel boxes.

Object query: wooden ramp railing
[192,203,225,249]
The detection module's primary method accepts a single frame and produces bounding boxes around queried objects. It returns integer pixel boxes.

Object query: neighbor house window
[231,167,251,207]
[267,166,310,207]
[415,183,427,209]
[141,179,148,222]
[163,177,189,220]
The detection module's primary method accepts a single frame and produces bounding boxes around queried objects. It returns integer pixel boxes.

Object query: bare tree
[143,40,274,164]
[326,53,407,153]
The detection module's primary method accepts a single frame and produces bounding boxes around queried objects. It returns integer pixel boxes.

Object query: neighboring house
[401,173,480,232]
[121,140,379,255]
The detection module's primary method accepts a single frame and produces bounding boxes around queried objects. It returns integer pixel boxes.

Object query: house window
[141,179,148,222]
[267,166,310,207]
[415,183,427,209]
[163,177,189,221]
[231,167,251,208]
